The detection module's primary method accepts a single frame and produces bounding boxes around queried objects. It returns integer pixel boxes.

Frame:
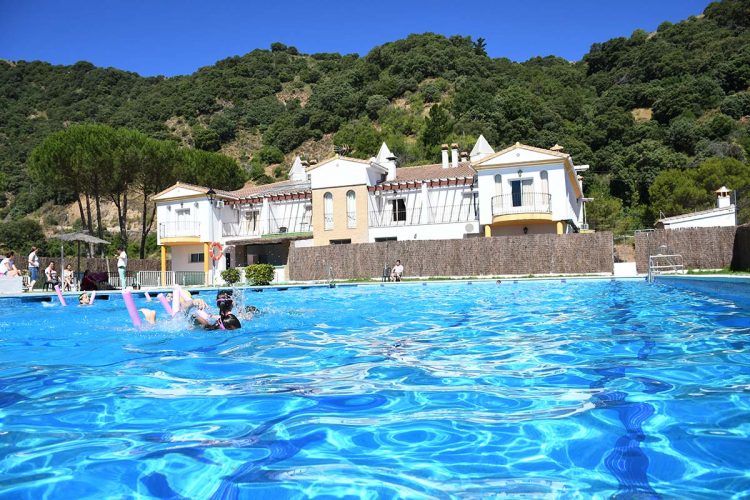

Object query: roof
[393,162,475,182]
[305,154,371,172]
[153,181,238,200]
[657,205,736,224]
[230,179,311,199]
[474,142,570,165]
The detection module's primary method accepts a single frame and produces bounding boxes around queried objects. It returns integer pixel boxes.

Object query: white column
[261,198,271,235]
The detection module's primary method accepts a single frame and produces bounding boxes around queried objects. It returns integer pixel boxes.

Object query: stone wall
[634,227,737,273]
[731,224,750,271]
[288,232,614,281]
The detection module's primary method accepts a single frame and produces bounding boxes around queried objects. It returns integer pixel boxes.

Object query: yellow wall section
[312,185,370,246]
[160,246,168,285]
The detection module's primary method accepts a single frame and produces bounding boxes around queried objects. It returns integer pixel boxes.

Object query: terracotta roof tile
[230,179,311,199]
[394,162,475,182]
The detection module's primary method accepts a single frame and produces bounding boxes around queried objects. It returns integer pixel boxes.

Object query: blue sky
[1,0,711,77]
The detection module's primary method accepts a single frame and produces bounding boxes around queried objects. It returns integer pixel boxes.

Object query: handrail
[648,253,685,282]
[492,192,551,216]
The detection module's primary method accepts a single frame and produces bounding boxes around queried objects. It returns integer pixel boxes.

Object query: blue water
[1,280,749,498]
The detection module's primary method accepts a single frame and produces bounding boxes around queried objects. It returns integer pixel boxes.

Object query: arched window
[324,192,333,230]
[494,174,502,195]
[346,190,356,228]
[540,170,549,194]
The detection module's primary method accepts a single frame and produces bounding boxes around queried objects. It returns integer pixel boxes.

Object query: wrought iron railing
[223,215,312,238]
[368,204,477,228]
[159,221,201,238]
[491,192,551,216]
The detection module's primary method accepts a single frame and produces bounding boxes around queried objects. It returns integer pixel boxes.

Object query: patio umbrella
[51,232,110,278]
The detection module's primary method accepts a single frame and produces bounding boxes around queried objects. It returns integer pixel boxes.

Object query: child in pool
[78,292,91,305]
[192,290,242,330]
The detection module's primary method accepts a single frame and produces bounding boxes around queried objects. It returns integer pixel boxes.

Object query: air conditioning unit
[464,222,477,233]
[580,223,589,230]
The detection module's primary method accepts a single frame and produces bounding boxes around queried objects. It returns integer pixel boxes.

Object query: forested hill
[1,0,749,234]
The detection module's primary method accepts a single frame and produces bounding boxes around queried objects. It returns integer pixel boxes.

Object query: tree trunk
[85,194,93,235]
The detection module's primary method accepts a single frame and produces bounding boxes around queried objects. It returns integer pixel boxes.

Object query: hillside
[1,0,749,246]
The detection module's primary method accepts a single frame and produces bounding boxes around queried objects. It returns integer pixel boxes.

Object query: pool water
[1,280,749,498]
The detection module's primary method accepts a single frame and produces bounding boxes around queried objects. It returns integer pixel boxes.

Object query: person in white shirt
[0,252,20,278]
[390,260,404,282]
[117,247,128,288]
[27,246,40,289]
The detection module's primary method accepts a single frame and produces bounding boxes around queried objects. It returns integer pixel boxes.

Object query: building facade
[154,136,592,281]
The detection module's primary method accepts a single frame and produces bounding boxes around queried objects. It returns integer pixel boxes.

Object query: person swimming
[78,292,91,305]
[192,290,242,330]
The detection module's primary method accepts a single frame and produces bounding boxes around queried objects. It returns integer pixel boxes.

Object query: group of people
[139,289,245,330]
[0,245,129,292]
[0,247,75,291]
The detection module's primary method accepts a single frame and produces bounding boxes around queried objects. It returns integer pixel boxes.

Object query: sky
[1,0,712,77]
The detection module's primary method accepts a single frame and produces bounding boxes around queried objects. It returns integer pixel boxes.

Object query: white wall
[170,244,205,272]
[664,208,736,229]
[477,163,570,225]
[310,158,381,189]
[156,197,222,245]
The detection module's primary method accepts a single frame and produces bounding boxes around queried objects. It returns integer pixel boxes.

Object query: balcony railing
[223,215,312,238]
[492,192,551,216]
[159,221,201,238]
[368,204,478,228]
[223,221,260,238]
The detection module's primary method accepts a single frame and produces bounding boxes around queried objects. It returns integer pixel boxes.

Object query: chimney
[460,151,469,162]
[716,186,731,208]
[385,155,397,182]
[450,143,459,168]
[441,144,449,169]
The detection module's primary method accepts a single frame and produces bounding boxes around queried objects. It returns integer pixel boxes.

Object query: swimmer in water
[78,292,91,305]
[192,290,242,330]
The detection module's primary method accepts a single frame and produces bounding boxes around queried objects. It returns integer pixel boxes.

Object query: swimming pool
[0,279,749,498]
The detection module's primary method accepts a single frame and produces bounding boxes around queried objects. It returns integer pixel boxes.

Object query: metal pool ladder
[648,252,685,282]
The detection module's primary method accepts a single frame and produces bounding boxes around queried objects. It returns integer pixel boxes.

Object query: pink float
[156,293,173,316]
[89,291,97,304]
[195,309,210,320]
[144,291,152,302]
[172,285,180,316]
[122,288,142,328]
[54,285,67,306]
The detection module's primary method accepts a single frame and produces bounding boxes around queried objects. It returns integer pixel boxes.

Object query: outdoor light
[517,169,523,178]
[523,226,529,234]
[206,188,216,205]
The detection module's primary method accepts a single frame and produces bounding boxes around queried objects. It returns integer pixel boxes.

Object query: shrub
[221,268,241,285]
[245,264,274,285]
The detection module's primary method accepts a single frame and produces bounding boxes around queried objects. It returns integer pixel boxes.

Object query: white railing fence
[136,271,208,287]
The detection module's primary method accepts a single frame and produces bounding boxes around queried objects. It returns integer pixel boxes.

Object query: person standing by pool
[116,247,127,288]
[27,246,40,289]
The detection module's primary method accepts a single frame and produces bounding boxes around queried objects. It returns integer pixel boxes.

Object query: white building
[655,186,737,230]
[154,136,591,281]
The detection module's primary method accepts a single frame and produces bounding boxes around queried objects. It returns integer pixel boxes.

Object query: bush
[221,268,241,285]
[245,264,274,285]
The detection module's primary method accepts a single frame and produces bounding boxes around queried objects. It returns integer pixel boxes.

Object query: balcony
[492,192,551,217]
[223,214,312,239]
[159,221,201,239]
[368,204,477,228]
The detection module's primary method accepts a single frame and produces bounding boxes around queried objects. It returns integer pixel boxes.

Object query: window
[324,192,333,230]
[511,180,522,207]
[392,198,406,222]
[329,239,351,245]
[189,253,205,263]
[510,179,532,207]
[346,190,356,228]
[540,170,549,194]
[176,208,190,217]
[494,174,502,196]
[375,237,397,242]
